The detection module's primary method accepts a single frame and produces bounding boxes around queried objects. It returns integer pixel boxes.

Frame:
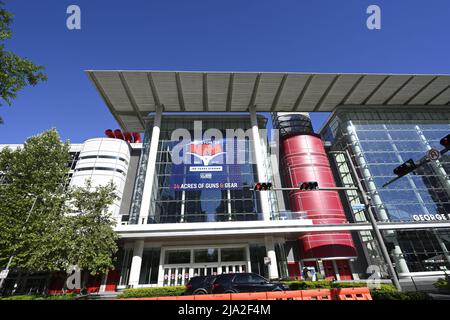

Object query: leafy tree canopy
[0,1,47,123]
[0,129,118,276]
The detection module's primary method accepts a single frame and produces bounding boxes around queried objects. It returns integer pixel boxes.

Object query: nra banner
[170,138,241,190]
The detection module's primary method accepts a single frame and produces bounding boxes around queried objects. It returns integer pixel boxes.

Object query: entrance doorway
[160,246,249,286]
[336,260,352,280]
[162,263,247,286]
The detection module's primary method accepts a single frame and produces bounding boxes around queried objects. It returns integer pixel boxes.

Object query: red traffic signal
[254,182,273,191]
[299,181,319,190]
[440,134,450,149]
[393,159,417,177]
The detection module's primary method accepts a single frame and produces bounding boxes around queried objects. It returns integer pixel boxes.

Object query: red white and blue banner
[170,139,241,190]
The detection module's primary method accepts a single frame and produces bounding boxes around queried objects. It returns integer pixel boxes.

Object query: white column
[249,106,272,221]
[157,248,166,287]
[332,260,341,281]
[99,272,108,292]
[265,236,279,279]
[139,106,163,224]
[316,259,325,278]
[128,240,145,287]
[392,238,410,276]
[246,246,252,272]
[348,260,360,280]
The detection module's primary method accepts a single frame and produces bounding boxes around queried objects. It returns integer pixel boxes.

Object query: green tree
[63,179,119,288]
[0,1,47,123]
[0,129,70,271]
[0,129,118,290]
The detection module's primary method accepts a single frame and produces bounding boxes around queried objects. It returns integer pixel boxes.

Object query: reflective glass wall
[131,115,267,224]
[323,108,450,222]
[322,107,450,273]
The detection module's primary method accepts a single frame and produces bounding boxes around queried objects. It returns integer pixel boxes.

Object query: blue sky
[1,0,450,143]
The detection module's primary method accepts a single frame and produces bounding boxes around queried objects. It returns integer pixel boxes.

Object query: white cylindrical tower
[70,138,131,221]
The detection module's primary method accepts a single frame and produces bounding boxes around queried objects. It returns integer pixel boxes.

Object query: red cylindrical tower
[274,113,356,279]
[281,133,356,259]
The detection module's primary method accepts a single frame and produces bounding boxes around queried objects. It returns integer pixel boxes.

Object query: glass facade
[323,108,450,273]
[324,109,450,222]
[131,116,267,224]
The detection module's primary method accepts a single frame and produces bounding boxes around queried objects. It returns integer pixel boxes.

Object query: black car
[184,275,216,295]
[211,273,289,293]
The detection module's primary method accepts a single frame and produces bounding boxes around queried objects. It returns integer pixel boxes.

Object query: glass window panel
[394,141,427,152]
[359,141,395,152]
[165,250,191,264]
[194,249,218,263]
[221,248,246,262]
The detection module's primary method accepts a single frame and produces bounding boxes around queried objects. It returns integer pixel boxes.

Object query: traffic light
[298,181,319,190]
[393,159,417,177]
[254,182,273,191]
[440,134,450,149]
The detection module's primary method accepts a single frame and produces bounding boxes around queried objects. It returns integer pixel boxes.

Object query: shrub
[330,282,368,288]
[118,286,185,299]
[370,290,431,300]
[0,293,78,300]
[283,280,369,290]
[433,276,450,291]
[283,280,330,290]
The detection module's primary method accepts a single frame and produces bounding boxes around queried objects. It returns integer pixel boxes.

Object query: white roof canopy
[86,71,450,132]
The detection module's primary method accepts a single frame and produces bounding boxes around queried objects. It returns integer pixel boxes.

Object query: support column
[157,248,165,287]
[265,236,279,279]
[246,246,252,273]
[139,105,163,224]
[249,106,271,221]
[348,260,360,280]
[332,260,341,281]
[128,240,144,288]
[99,272,108,292]
[316,259,325,279]
[392,238,410,276]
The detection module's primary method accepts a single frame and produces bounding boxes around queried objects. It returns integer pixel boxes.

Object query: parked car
[211,273,289,293]
[184,275,216,295]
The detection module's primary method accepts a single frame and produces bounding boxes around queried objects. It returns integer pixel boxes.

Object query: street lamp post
[0,194,39,294]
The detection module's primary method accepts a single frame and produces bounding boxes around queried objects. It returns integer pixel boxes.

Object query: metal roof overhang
[86,70,450,132]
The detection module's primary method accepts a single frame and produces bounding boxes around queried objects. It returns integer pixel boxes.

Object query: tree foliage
[0,2,47,123]
[63,180,119,275]
[0,129,70,270]
[0,129,118,276]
